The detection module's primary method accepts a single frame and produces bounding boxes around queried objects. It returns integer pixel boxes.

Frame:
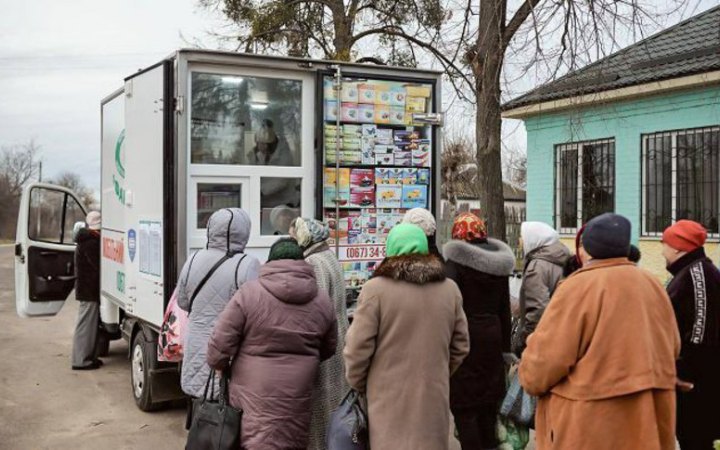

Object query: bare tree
[51,171,97,210]
[441,134,475,219]
[203,0,692,239]
[502,144,527,189]
[0,140,40,239]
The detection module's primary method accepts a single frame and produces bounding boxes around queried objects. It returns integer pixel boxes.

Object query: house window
[642,126,719,237]
[555,138,615,234]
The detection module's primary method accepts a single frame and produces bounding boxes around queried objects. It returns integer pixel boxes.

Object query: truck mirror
[72,221,87,242]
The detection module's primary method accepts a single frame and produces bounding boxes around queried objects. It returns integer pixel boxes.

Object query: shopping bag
[186,371,241,450]
[499,359,537,428]
[158,287,188,362]
[327,390,368,450]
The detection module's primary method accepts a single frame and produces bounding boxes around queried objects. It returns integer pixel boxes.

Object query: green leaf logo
[115,129,126,179]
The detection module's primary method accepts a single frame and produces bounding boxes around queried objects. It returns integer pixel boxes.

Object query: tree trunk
[473,0,507,240]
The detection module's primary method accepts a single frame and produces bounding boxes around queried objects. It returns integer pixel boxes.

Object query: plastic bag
[158,287,188,362]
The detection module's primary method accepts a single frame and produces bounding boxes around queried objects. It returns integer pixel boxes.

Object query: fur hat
[402,208,437,236]
[267,238,304,262]
[86,211,101,231]
[662,220,707,252]
[582,213,631,260]
[386,223,429,257]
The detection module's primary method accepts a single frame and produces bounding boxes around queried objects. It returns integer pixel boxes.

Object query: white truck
[14,49,443,410]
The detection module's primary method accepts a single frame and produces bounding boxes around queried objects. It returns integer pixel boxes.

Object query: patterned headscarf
[294,217,331,248]
[452,212,488,242]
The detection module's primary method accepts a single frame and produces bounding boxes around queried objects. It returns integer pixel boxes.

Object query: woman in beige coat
[344,223,470,450]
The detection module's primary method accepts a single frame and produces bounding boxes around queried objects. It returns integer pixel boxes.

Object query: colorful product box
[359,104,375,123]
[375,153,394,166]
[402,168,418,185]
[390,87,407,107]
[417,169,430,184]
[375,85,392,105]
[389,107,406,125]
[412,149,430,167]
[325,100,339,121]
[358,83,376,104]
[351,168,375,188]
[341,103,359,122]
[376,129,393,145]
[342,137,362,150]
[324,168,350,206]
[374,106,391,124]
[376,185,402,208]
[406,96,426,113]
[402,185,428,209]
[324,77,337,100]
[340,151,362,164]
[341,83,359,102]
[406,85,432,98]
[343,124,363,136]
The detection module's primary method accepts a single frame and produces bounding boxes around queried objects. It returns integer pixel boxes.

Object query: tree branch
[503,0,543,48]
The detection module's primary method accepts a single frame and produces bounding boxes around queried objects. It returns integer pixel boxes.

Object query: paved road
[0,245,468,449]
[0,246,186,449]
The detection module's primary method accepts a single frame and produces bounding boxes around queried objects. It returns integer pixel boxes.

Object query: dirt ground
[0,245,187,450]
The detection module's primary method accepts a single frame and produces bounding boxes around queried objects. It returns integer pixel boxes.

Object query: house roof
[452,181,526,202]
[503,5,720,112]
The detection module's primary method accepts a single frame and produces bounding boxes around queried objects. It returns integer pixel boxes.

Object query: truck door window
[197,183,242,228]
[260,177,301,235]
[28,188,65,244]
[191,73,302,167]
[63,195,86,244]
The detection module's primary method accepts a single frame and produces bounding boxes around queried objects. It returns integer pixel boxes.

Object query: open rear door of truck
[14,182,87,317]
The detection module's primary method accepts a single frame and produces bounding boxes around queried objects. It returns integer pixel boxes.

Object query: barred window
[555,138,615,234]
[642,126,719,237]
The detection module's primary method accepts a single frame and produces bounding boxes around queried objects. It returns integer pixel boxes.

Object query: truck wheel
[131,331,160,411]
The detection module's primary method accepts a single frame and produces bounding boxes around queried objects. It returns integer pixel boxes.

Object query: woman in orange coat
[519,213,680,450]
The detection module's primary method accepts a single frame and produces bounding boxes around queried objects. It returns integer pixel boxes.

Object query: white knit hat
[86,211,101,231]
[402,208,436,236]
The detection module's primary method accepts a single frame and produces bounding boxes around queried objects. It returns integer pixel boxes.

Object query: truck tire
[131,330,161,411]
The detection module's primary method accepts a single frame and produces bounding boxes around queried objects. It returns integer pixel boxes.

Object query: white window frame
[641,126,720,238]
[186,65,316,250]
[555,138,615,235]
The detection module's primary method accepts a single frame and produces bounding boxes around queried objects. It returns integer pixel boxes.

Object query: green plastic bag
[496,416,530,450]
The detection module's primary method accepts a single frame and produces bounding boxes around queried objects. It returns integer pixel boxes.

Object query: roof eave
[502,69,720,120]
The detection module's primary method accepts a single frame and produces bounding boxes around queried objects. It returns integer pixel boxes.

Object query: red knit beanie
[662,220,707,252]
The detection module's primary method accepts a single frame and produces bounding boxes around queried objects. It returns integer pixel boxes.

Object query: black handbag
[326,390,368,450]
[186,370,242,450]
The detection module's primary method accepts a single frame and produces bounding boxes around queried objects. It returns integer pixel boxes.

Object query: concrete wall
[525,84,720,278]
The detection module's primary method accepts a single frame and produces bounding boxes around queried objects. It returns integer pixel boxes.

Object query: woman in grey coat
[177,208,260,399]
[512,221,570,356]
[290,217,349,449]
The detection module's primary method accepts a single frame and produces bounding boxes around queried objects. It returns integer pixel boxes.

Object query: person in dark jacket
[402,207,442,258]
[513,221,570,356]
[71,211,102,370]
[662,220,720,450]
[206,238,337,450]
[443,212,515,450]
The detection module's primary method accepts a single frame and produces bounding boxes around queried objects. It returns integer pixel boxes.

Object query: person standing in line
[72,211,103,370]
[520,213,680,450]
[662,220,720,450]
[443,213,515,450]
[289,217,349,450]
[513,221,570,356]
[344,223,470,450]
[177,208,260,401]
[402,207,442,258]
[207,238,337,450]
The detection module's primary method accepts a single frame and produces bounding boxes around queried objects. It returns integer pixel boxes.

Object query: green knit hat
[386,223,429,257]
[267,238,305,262]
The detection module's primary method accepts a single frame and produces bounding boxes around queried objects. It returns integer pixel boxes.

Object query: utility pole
[38,160,42,182]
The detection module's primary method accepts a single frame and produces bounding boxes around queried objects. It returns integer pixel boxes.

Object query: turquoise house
[503,5,720,277]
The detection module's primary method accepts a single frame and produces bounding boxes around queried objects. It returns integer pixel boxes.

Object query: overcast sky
[0,0,717,194]
[0,0,223,191]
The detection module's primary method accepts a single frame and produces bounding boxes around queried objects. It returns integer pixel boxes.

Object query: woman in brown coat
[206,238,337,450]
[344,223,470,450]
[519,214,680,450]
